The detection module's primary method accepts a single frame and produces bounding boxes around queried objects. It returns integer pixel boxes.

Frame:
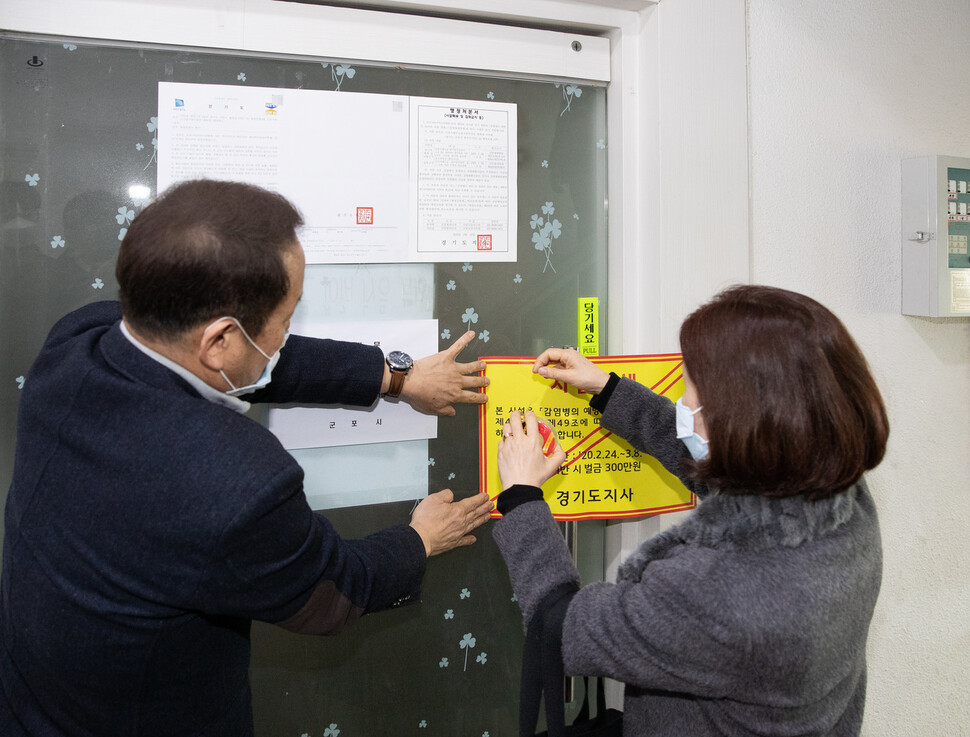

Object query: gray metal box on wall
[902,155,970,317]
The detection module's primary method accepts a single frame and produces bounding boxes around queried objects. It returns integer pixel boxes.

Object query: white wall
[603,0,750,626]
[746,1,970,734]
[636,0,750,350]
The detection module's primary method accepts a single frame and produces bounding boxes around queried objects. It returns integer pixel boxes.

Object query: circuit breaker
[901,155,970,317]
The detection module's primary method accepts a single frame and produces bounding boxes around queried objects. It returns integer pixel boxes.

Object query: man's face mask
[207,316,289,397]
[675,396,710,461]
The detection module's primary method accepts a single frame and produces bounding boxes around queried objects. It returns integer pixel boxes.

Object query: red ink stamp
[356,207,374,225]
[477,234,492,251]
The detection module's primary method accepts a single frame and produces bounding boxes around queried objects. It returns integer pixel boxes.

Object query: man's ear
[197,318,236,372]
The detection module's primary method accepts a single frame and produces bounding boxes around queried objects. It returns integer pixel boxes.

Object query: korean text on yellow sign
[478,355,696,520]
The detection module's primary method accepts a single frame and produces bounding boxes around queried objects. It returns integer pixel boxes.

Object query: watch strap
[386,368,407,398]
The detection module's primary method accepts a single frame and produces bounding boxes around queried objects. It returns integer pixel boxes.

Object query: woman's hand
[497,410,567,490]
[532,348,610,395]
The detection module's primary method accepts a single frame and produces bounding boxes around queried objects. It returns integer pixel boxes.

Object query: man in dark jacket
[0,180,493,737]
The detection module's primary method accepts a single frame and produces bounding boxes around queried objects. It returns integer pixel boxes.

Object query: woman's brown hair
[679,285,889,499]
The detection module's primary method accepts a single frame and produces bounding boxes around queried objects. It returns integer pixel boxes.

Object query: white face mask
[206,316,288,397]
[675,396,710,461]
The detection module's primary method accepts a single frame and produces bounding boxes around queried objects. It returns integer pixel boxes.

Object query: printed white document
[267,319,438,449]
[157,82,516,264]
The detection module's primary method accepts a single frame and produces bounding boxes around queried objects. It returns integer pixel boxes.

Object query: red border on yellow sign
[478,354,697,521]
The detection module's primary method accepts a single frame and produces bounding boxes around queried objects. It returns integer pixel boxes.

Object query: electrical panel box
[902,155,970,317]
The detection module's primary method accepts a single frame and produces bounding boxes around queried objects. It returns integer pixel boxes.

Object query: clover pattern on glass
[323,63,356,91]
[116,207,135,226]
[459,632,477,672]
[143,117,158,170]
[556,83,583,116]
[116,206,135,241]
[530,201,562,273]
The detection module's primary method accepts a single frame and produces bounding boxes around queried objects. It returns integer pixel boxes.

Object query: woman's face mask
[675,396,709,461]
[208,316,289,397]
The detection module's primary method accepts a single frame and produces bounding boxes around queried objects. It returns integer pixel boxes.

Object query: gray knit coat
[493,378,882,736]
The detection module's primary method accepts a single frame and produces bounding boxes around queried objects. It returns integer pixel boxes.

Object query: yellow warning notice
[479,355,696,520]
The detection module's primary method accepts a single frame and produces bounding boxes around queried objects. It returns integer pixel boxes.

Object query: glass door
[0,34,608,736]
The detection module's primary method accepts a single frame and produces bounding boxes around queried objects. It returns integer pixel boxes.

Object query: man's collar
[119,320,251,414]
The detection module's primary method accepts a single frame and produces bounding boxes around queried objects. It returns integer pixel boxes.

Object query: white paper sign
[410,97,517,261]
[157,82,517,264]
[268,320,438,449]
[291,441,429,511]
[951,270,970,313]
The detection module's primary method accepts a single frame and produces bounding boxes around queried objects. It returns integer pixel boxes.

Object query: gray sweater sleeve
[492,501,580,630]
[560,557,746,695]
[493,500,741,695]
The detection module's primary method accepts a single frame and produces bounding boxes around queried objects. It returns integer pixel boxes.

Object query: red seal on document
[356,207,374,225]
[477,234,492,251]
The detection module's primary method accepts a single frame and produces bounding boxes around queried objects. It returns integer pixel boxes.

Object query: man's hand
[409,489,495,557]
[399,330,489,416]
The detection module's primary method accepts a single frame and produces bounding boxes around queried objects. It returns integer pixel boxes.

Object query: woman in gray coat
[493,285,889,737]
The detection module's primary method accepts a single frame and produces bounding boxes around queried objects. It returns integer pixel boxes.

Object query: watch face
[387,350,413,371]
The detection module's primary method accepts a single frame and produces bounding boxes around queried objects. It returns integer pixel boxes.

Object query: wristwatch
[383,350,413,398]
